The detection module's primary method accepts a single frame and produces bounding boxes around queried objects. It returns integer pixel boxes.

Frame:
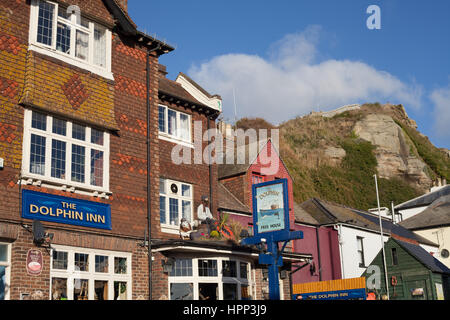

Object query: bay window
[158,105,192,145]
[50,246,131,300]
[168,257,253,300]
[22,109,110,195]
[29,0,112,79]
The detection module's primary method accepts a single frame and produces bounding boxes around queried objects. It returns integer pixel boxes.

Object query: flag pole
[374,174,390,300]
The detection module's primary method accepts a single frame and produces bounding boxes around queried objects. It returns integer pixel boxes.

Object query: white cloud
[430,84,450,140]
[188,26,423,124]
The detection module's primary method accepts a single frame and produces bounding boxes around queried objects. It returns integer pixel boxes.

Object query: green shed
[363,237,450,300]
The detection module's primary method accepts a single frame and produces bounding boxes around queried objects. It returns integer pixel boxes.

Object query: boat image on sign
[260,205,282,219]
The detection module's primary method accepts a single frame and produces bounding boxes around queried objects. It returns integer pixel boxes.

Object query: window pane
[198,259,217,277]
[94,26,106,67]
[170,259,192,277]
[168,109,177,136]
[114,257,127,274]
[0,245,8,262]
[241,284,251,300]
[37,1,54,46]
[51,278,67,300]
[170,283,193,300]
[30,134,46,175]
[32,111,47,131]
[95,255,108,273]
[73,279,88,300]
[51,139,66,179]
[223,283,238,300]
[75,30,89,61]
[114,281,127,300]
[56,22,71,54]
[74,253,89,272]
[240,262,248,279]
[0,266,4,300]
[52,250,68,270]
[181,184,191,197]
[199,283,218,300]
[52,118,67,136]
[72,123,86,141]
[158,106,166,133]
[180,113,189,141]
[159,195,166,224]
[57,6,70,19]
[90,149,104,187]
[222,260,237,277]
[169,198,178,225]
[94,280,108,300]
[91,128,104,145]
[182,200,191,223]
[71,144,85,183]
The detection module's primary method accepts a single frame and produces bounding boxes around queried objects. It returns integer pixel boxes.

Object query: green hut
[363,237,450,300]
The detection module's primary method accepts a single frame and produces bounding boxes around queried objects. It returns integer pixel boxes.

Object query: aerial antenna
[233,87,237,125]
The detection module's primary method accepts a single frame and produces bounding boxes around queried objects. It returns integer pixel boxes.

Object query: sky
[129,0,450,149]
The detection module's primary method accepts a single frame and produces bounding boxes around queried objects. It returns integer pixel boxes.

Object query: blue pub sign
[241,179,303,300]
[21,189,112,230]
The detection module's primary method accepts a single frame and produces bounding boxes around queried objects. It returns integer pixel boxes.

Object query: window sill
[161,224,181,235]
[28,43,114,81]
[158,133,194,149]
[20,173,112,199]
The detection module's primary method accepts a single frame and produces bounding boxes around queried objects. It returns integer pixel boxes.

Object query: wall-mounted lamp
[162,257,175,273]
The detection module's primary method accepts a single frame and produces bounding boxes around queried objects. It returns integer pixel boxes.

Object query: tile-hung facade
[0,0,174,300]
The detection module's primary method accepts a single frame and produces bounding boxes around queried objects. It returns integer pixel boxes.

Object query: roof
[159,77,220,117]
[399,195,450,230]
[298,198,438,247]
[395,185,450,211]
[393,238,450,274]
[218,183,251,214]
[218,139,269,179]
[102,0,174,55]
[293,202,319,225]
[151,239,312,262]
[177,72,222,100]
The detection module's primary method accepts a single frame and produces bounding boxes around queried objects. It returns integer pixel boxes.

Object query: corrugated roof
[395,185,450,210]
[394,238,450,274]
[399,195,450,230]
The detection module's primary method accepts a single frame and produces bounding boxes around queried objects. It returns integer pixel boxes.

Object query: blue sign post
[241,179,303,300]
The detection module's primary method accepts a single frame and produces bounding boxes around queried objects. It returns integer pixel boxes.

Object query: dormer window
[29,0,112,79]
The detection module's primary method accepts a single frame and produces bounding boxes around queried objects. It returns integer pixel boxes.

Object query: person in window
[197,195,216,234]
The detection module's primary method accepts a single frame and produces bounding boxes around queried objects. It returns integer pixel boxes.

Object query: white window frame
[21,109,111,197]
[28,0,113,80]
[158,105,193,147]
[159,178,193,234]
[50,245,132,300]
[0,243,11,300]
[168,256,254,300]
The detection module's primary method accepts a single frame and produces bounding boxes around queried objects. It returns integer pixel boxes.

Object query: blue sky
[129,0,450,149]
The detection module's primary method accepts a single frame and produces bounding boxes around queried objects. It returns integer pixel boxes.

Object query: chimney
[158,64,168,78]
[116,0,128,12]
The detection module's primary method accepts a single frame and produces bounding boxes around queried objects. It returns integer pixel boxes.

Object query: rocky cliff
[236,103,450,210]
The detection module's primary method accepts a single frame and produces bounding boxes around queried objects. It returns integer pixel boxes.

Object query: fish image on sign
[255,182,285,233]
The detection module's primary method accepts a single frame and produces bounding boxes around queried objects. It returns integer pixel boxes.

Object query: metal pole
[374,174,390,300]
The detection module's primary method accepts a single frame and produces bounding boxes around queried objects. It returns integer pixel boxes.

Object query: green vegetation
[234,103,450,211]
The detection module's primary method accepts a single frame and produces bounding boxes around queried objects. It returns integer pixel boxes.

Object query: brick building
[0,0,286,301]
[0,0,175,300]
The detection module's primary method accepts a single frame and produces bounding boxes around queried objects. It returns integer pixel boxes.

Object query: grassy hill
[235,103,450,211]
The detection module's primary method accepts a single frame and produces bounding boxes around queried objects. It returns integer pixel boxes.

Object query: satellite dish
[441,249,449,259]
[32,220,46,245]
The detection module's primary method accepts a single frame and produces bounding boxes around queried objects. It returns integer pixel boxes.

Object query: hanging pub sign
[253,179,289,236]
[22,189,112,230]
[26,249,43,276]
